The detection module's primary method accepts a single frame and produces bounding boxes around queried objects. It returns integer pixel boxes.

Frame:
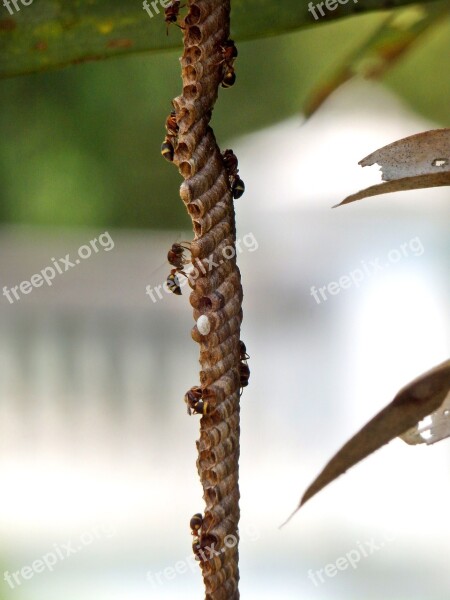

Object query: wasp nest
[168,1,242,598]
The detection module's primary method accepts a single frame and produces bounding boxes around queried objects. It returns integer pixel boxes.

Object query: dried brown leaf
[334,129,450,207]
[401,388,450,445]
[282,360,450,525]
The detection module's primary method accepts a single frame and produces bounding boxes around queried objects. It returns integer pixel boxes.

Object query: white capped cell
[196,315,211,335]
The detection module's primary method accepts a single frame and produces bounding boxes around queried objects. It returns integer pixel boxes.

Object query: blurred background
[0,6,449,600]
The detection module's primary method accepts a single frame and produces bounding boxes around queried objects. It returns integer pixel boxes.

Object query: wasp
[223,149,238,174]
[190,513,203,536]
[167,242,191,271]
[184,386,202,414]
[231,176,245,199]
[218,40,237,88]
[166,241,190,295]
[238,341,250,394]
[239,340,250,362]
[184,386,210,415]
[221,68,236,89]
[239,362,250,393]
[194,399,208,415]
[165,110,178,137]
[161,109,179,163]
[164,1,185,35]
[219,40,238,65]
[161,138,174,162]
[166,270,182,295]
[222,149,245,199]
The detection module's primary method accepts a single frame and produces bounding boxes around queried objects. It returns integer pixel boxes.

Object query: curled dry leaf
[334,129,450,207]
[401,387,450,445]
[282,359,450,525]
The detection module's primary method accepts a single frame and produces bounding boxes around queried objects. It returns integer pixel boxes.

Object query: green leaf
[0,0,442,78]
[303,2,450,118]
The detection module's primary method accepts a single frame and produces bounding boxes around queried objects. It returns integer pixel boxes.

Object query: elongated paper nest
[170,1,243,598]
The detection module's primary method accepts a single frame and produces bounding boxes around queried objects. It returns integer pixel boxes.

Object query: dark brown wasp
[164,1,185,35]
[223,149,238,174]
[219,40,238,65]
[184,386,211,415]
[161,110,179,162]
[231,176,245,199]
[239,340,250,362]
[161,137,174,162]
[239,362,250,393]
[165,110,178,137]
[222,149,245,199]
[166,241,191,295]
[184,386,202,414]
[167,242,191,270]
[218,40,237,88]
[166,270,182,295]
[194,399,208,415]
[190,513,203,536]
[238,340,250,394]
[221,68,236,89]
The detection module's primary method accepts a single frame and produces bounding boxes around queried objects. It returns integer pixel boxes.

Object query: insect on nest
[166,241,192,296]
[161,109,179,163]
[184,386,215,415]
[164,1,185,35]
[218,40,238,89]
[222,149,245,199]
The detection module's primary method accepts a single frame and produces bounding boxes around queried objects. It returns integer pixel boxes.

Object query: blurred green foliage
[0,0,437,78]
[0,9,448,230]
